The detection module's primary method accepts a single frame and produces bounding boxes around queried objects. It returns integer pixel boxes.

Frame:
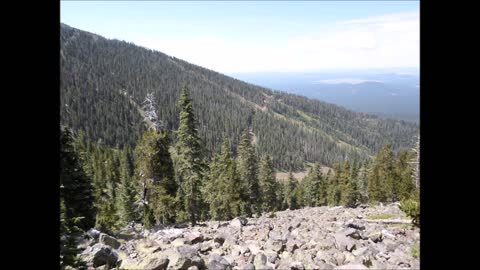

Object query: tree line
[60,85,419,268]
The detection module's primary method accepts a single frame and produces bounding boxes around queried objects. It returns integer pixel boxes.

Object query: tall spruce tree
[175,85,205,226]
[135,129,177,227]
[327,163,342,206]
[258,155,278,212]
[283,172,299,210]
[205,138,243,220]
[396,150,416,201]
[60,126,96,230]
[118,146,138,226]
[368,144,395,203]
[304,163,326,207]
[237,131,260,217]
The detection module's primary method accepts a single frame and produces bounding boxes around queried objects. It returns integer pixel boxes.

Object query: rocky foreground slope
[79,204,420,269]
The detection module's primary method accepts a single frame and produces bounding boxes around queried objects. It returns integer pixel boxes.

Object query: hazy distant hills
[60,23,419,169]
[229,72,419,123]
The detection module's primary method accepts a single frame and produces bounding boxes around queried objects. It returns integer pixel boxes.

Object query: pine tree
[60,196,87,270]
[304,163,326,207]
[118,146,138,226]
[175,85,206,226]
[237,131,260,217]
[368,144,396,203]
[135,129,178,228]
[95,181,119,234]
[283,172,299,210]
[396,150,416,201]
[60,126,96,230]
[258,156,278,212]
[327,163,342,206]
[356,161,369,203]
[340,161,359,207]
[204,138,243,220]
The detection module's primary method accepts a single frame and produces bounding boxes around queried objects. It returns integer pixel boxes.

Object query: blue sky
[61,1,419,73]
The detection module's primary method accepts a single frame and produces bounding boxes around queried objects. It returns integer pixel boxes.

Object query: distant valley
[229,71,419,123]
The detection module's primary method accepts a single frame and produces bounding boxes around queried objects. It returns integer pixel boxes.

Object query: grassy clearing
[366,213,394,220]
[389,223,412,229]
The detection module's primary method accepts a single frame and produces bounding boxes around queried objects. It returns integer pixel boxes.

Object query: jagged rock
[165,245,205,270]
[352,247,369,257]
[333,252,345,266]
[207,254,232,270]
[254,252,267,269]
[116,231,139,241]
[87,228,101,239]
[99,233,121,249]
[214,235,226,245]
[347,223,366,231]
[137,254,169,270]
[334,263,369,270]
[316,261,335,270]
[381,229,396,240]
[106,206,419,270]
[81,243,119,267]
[231,217,248,228]
[172,238,186,247]
[334,232,356,252]
[185,232,205,245]
[290,261,304,270]
[368,232,383,243]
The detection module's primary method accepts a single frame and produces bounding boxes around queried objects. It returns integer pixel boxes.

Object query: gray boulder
[138,254,169,270]
[87,228,101,239]
[231,217,248,228]
[99,233,121,249]
[166,245,205,270]
[290,261,304,270]
[254,252,267,269]
[207,254,232,270]
[81,243,119,267]
[334,232,356,252]
[185,232,205,245]
[334,263,369,270]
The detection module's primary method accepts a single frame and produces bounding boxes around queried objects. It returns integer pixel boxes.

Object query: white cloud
[133,10,419,73]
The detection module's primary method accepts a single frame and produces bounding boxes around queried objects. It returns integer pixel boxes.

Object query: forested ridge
[60,23,418,170]
[60,79,420,269]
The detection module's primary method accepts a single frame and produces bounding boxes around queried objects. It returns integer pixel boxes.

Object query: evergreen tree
[175,85,206,226]
[237,131,260,217]
[304,163,326,207]
[118,146,138,226]
[340,161,359,207]
[368,144,395,203]
[327,163,342,206]
[283,172,299,210]
[258,156,278,212]
[135,129,177,228]
[60,126,96,230]
[60,196,87,270]
[95,181,119,234]
[356,161,369,203]
[396,150,416,201]
[204,138,243,220]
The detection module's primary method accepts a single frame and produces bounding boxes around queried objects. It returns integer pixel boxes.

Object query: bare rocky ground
[80,204,420,269]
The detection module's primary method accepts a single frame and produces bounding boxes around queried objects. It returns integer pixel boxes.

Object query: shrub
[400,198,420,227]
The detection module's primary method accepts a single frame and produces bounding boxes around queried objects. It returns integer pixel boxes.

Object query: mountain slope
[60,23,418,169]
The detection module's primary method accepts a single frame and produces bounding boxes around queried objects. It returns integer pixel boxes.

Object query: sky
[61,1,419,74]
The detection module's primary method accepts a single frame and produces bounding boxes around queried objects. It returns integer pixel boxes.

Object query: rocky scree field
[79,203,420,270]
